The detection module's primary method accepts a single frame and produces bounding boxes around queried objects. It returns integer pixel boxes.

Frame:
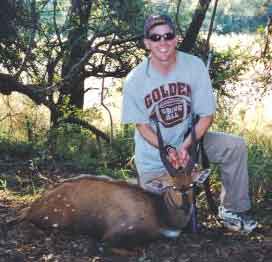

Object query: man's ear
[144,39,150,50]
[176,35,182,44]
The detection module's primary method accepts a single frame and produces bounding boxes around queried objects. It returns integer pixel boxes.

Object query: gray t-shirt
[121,51,216,175]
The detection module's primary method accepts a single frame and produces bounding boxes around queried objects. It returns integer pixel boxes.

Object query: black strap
[152,115,177,177]
[183,121,198,176]
[200,139,210,169]
[200,139,218,215]
[195,123,217,215]
[182,114,200,176]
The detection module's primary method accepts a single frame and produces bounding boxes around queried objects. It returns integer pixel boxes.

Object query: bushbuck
[15,174,193,247]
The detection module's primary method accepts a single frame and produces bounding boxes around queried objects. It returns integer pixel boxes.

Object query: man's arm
[136,115,213,149]
[177,115,214,166]
[136,123,159,148]
[182,115,214,150]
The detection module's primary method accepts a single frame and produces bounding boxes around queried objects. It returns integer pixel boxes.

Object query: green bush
[48,123,99,169]
[0,135,36,160]
[247,134,272,202]
[44,121,136,176]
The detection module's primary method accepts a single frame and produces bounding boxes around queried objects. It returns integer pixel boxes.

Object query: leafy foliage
[43,119,135,176]
[0,136,35,160]
[0,0,148,123]
[48,123,98,167]
[210,48,250,97]
[247,134,272,202]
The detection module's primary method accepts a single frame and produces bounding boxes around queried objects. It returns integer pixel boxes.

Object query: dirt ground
[0,169,271,262]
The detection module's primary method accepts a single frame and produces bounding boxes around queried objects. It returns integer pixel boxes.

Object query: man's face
[144,24,177,66]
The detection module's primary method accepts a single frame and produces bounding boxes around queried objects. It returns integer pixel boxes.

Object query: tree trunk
[61,0,93,109]
[180,0,212,53]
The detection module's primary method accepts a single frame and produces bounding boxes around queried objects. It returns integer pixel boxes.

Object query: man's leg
[203,132,257,232]
[203,131,251,212]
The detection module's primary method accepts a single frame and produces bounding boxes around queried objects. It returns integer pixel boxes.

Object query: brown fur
[18,175,173,246]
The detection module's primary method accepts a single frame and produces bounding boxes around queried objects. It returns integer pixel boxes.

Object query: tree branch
[100,34,117,144]
[175,0,184,37]
[15,0,38,78]
[94,34,142,49]
[0,73,53,107]
[262,15,272,57]
[53,0,64,50]
[204,0,219,57]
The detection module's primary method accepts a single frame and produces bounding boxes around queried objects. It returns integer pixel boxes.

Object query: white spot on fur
[57,194,62,198]
[52,224,59,228]
[128,226,134,230]
[72,209,76,212]
[44,216,49,220]
[65,203,71,207]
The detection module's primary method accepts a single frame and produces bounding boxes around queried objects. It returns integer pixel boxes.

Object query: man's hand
[165,145,190,169]
[165,145,179,169]
[177,147,190,168]
[175,115,213,168]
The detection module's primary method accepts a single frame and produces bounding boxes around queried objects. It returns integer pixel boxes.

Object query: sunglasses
[148,32,176,42]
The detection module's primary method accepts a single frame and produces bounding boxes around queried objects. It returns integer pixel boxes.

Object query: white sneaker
[218,206,257,233]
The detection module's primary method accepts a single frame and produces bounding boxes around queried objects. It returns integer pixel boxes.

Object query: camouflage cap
[144,14,175,38]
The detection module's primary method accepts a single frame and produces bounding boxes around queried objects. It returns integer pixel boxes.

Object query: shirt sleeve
[121,79,150,124]
[192,58,216,117]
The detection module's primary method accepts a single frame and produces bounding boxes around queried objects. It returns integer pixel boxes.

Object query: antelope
[15,174,192,247]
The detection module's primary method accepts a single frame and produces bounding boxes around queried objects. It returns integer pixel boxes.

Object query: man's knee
[204,132,248,163]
